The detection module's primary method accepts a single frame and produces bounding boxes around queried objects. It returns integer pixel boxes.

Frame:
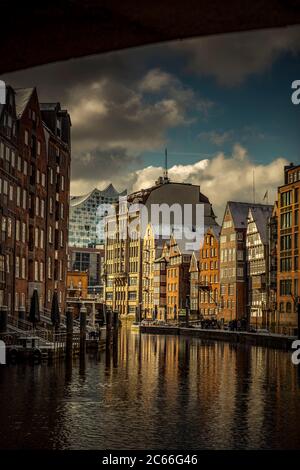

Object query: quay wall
[140,326,296,350]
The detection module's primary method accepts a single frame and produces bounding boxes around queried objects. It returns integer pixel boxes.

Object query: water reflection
[0,328,299,449]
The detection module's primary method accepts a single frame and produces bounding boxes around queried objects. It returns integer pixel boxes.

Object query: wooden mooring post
[80,304,87,355]
[66,305,74,358]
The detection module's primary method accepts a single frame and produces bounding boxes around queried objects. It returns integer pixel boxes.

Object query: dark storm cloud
[1,47,202,192]
[171,25,300,86]
[2,25,299,196]
[71,147,140,181]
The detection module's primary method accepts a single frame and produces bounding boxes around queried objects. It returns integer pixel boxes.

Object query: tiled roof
[227,201,273,229]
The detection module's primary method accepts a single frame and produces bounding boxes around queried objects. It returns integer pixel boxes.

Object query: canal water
[0,328,300,450]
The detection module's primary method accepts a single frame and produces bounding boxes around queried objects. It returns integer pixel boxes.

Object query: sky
[2,25,300,221]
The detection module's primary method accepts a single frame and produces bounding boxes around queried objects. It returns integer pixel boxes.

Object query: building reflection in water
[0,327,300,449]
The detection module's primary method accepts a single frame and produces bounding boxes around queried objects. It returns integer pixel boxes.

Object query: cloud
[198,130,234,146]
[172,25,300,86]
[139,69,174,92]
[125,144,287,220]
[198,126,267,146]
[3,59,210,191]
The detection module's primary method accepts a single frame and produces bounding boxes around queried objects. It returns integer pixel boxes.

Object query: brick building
[153,242,169,320]
[166,235,192,320]
[198,226,221,320]
[104,174,218,317]
[189,251,199,317]
[142,224,167,318]
[41,103,71,312]
[0,84,71,320]
[277,163,300,334]
[0,85,18,314]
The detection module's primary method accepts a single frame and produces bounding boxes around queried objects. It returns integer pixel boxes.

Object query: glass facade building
[69,184,126,247]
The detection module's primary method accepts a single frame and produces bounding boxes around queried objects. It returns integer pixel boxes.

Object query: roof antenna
[164,148,169,182]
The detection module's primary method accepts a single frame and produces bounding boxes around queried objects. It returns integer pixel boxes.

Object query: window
[35,228,39,248]
[40,262,44,282]
[11,151,15,167]
[16,187,20,206]
[35,261,39,281]
[280,279,292,296]
[237,267,244,278]
[281,190,292,207]
[16,220,20,241]
[0,142,4,159]
[3,180,8,195]
[16,256,20,278]
[41,199,45,218]
[49,226,53,244]
[22,223,26,243]
[21,258,26,279]
[35,196,39,216]
[7,218,12,238]
[40,229,44,249]
[48,257,52,279]
[1,217,6,233]
[25,130,29,146]
[37,140,41,156]
[22,189,26,210]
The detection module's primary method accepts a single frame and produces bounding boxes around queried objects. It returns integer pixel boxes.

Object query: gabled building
[153,241,169,320]
[41,102,71,312]
[0,85,18,315]
[142,223,167,319]
[199,225,221,320]
[189,251,199,317]
[166,234,193,320]
[104,173,218,318]
[246,205,273,329]
[15,87,48,314]
[220,201,272,323]
[0,84,71,320]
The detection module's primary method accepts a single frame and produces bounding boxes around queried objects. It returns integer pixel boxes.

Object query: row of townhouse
[0,85,71,319]
[104,171,219,317]
[104,162,300,335]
